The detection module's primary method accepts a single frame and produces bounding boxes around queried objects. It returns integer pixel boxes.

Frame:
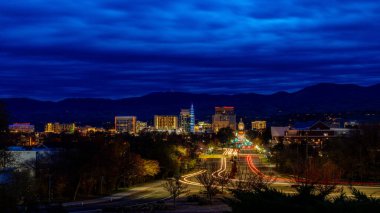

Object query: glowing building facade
[212,106,236,133]
[136,121,148,133]
[9,123,35,133]
[231,118,252,149]
[190,104,195,133]
[77,125,105,135]
[180,109,191,133]
[154,115,178,131]
[251,121,267,131]
[194,121,212,133]
[115,116,137,134]
[45,122,75,133]
[8,123,34,133]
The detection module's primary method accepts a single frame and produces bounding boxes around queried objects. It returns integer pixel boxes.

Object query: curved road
[180,148,380,198]
[65,148,380,212]
[64,181,171,212]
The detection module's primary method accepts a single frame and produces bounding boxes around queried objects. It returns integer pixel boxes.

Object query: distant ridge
[1,83,380,128]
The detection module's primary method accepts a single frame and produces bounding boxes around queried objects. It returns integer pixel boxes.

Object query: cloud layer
[0,0,380,99]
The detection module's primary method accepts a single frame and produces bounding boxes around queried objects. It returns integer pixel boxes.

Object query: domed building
[237,118,245,137]
[232,118,253,149]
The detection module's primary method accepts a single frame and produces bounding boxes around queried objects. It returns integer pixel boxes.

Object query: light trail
[180,170,205,187]
[223,148,238,156]
[180,152,380,198]
[222,148,228,155]
[246,155,293,183]
[211,158,226,178]
[217,158,227,178]
[182,148,229,187]
[246,155,264,176]
[246,154,380,186]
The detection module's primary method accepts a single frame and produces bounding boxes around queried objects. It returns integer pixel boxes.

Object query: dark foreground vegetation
[226,174,380,213]
[0,131,205,212]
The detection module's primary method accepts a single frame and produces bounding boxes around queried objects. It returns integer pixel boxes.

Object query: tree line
[0,130,203,210]
[271,124,380,182]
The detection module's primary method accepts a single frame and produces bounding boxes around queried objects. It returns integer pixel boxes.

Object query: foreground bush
[226,185,380,213]
[225,173,380,213]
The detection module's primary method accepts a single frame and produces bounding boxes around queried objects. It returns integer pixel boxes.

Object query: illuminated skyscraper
[212,106,236,133]
[154,115,178,131]
[115,116,136,134]
[190,104,195,133]
[180,109,191,133]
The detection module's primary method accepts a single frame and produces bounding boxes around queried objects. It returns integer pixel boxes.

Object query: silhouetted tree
[227,169,380,212]
[196,169,219,203]
[162,177,189,208]
[216,171,231,193]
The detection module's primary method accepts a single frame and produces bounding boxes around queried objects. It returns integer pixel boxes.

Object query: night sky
[1,0,380,100]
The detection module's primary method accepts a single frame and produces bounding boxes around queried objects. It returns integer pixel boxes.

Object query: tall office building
[190,104,195,133]
[180,109,191,133]
[115,116,137,134]
[212,106,236,133]
[154,115,178,131]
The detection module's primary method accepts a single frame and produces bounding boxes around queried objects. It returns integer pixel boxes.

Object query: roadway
[64,181,170,213]
[63,149,240,212]
[64,178,204,212]
[243,150,380,197]
[64,148,380,212]
[180,148,380,198]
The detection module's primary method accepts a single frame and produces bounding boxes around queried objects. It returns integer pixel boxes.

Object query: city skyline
[0,1,379,100]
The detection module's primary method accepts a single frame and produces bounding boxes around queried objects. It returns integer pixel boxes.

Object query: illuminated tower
[180,109,191,133]
[190,104,195,133]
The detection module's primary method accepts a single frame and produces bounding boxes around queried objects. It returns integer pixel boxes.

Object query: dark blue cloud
[0,0,380,100]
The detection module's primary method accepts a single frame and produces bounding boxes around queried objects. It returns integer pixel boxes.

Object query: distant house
[271,121,358,145]
[271,126,290,143]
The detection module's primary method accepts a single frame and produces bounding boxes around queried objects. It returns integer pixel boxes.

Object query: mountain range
[1,83,380,129]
